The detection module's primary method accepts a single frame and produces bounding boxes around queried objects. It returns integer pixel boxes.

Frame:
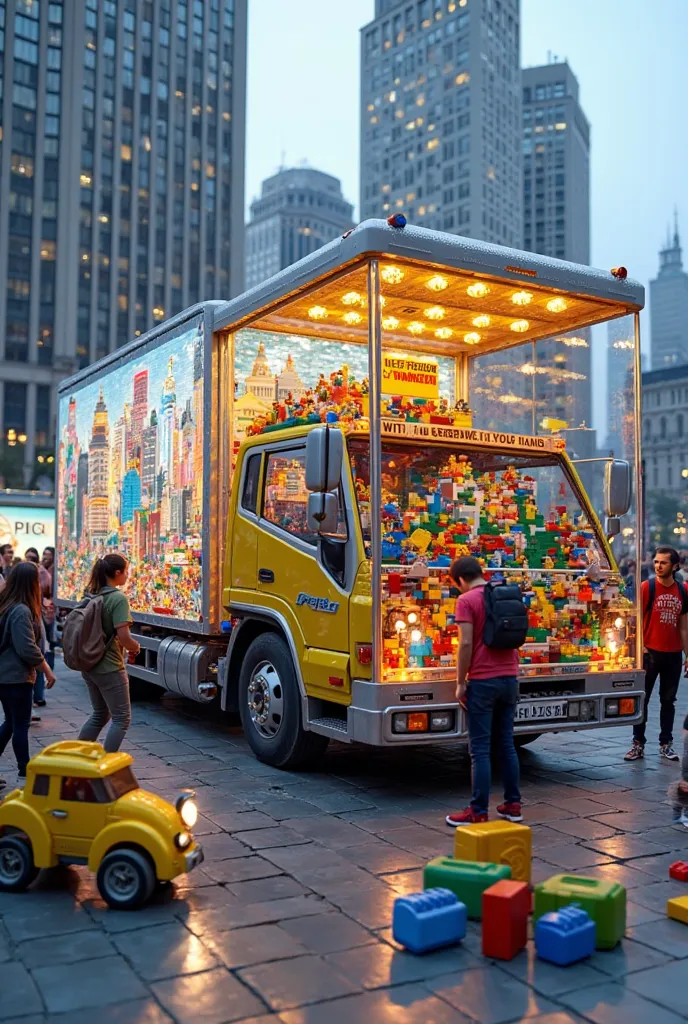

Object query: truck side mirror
[604,459,631,517]
[606,516,621,539]
[305,426,343,493]
[307,492,340,535]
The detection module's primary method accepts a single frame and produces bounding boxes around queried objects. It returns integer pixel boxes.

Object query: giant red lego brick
[482,879,531,961]
[670,861,688,882]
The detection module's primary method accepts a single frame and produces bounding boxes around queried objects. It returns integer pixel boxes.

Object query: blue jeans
[466,675,521,814]
[33,648,54,703]
[0,683,34,773]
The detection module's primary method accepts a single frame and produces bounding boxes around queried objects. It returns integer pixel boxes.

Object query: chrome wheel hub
[0,847,24,882]
[247,661,284,738]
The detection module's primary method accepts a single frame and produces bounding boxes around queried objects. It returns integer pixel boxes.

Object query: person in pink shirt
[445,556,523,827]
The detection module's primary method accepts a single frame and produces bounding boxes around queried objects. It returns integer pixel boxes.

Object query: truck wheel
[514,733,541,749]
[239,633,329,769]
[0,835,39,892]
[97,848,156,910]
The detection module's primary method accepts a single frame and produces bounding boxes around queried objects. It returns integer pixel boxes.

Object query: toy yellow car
[0,741,203,909]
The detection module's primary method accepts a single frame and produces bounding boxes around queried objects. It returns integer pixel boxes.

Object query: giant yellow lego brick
[453,820,532,883]
[667,896,688,925]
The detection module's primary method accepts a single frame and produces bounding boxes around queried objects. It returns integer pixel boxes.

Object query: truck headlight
[175,831,192,850]
[176,792,198,828]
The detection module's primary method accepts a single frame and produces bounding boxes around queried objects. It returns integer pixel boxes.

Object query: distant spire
[674,205,680,248]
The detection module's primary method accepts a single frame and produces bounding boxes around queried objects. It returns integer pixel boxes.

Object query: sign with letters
[0,504,55,559]
[379,419,566,454]
[382,355,439,399]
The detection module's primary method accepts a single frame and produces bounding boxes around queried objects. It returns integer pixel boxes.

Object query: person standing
[77,553,140,753]
[445,556,523,826]
[24,547,53,710]
[0,563,56,782]
[625,546,688,762]
[0,544,14,580]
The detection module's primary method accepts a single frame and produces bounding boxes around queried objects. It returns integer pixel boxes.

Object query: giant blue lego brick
[535,903,596,966]
[392,887,467,954]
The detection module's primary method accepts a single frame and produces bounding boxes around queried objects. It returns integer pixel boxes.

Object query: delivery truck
[56,219,645,767]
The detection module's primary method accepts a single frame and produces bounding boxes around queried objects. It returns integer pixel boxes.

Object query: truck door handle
[49,810,68,819]
[258,569,274,583]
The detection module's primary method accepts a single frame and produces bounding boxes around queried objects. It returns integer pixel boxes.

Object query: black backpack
[483,582,529,650]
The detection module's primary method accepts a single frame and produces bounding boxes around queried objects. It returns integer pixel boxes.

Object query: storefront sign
[0,504,55,558]
[382,355,439,398]
[380,419,566,453]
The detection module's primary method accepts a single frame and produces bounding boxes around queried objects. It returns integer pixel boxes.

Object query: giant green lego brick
[423,858,511,919]
[533,874,626,949]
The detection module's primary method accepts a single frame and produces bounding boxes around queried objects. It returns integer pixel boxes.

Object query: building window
[679,415,685,438]
[660,417,667,439]
[4,382,27,432]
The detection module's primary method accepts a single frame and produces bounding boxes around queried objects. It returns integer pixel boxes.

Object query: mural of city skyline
[56,318,205,622]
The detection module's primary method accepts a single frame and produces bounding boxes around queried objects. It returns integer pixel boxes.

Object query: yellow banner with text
[381,355,439,399]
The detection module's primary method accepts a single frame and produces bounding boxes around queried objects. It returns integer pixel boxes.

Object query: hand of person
[45,667,57,688]
[456,680,468,711]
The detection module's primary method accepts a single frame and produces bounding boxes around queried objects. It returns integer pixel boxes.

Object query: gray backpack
[62,592,113,672]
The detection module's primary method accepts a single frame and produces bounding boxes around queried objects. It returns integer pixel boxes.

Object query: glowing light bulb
[608,640,618,654]
[435,327,453,339]
[547,296,568,313]
[424,305,445,320]
[510,320,530,333]
[426,274,448,292]
[467,282,489,298]
[511,290,533,306]
[410,629,422,643]
[308,306,328,320]
[381,265,404,284]
[382,315,400,330]
[472,314,491,328]
[407,321,425,335]
[614,616,624,629]
[463,332,481,345]
[343,310,363,325]
[342,291,362,305]
[395,619,406,632]
[407,612,418,624]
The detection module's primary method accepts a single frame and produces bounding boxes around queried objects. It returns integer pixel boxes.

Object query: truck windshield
[348,439,634,681]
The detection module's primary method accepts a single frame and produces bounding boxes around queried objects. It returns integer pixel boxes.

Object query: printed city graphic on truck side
[56,318,204,622]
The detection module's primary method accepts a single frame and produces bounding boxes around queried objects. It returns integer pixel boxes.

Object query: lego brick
[453,820,532,883]
[669,861,688,882]
[423,857,511,920]
[535,904,596,965]
[534,874,626,950]
[482,879,531,961]
[667,895,688,925]
[392,887,467,954]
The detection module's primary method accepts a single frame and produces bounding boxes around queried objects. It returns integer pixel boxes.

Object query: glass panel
[262,449,316,545]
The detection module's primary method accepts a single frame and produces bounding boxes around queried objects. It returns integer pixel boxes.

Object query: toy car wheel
[239,633,329,769]
[0,835,39,892]
[97,848,156,910]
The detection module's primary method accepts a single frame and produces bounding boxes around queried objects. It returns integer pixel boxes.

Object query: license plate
[515,700,567,722]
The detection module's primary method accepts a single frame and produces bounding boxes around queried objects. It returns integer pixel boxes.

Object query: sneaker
[0,778,6,791]
[31,714,41,724]
[446,807,488,827]
[34,700,46,708]
[660,744,680,761]
[497,802,524,822]
[624,741,644,761]
[681,810,688,829]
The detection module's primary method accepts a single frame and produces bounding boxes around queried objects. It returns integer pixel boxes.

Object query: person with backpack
[0,562,56,783]
[71,553,140,753]
[625,545,688,762]
[445,555,528,827]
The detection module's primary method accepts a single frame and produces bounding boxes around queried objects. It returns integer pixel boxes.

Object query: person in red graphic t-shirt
[625,546,688,763]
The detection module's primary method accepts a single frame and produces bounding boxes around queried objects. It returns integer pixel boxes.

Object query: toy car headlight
[174,831,192,850]
[176,792,198,829]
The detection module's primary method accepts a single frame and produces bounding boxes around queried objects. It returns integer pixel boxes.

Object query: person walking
[24,547,54,710]
[445,556,524,826]
[625,545,688,762]
[0,562,56,783]
[78,553,140,753]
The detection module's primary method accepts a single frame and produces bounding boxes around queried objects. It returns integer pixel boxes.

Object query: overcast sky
[245,0,687,427]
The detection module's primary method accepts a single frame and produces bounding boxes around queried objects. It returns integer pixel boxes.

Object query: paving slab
[237,954,359,1011]
[152,967,267,1023]
[32,955,148,1015]
[426,967,561,1023]
[277,983,472,1024]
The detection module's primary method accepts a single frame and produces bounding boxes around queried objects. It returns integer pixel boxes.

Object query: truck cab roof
[28,741,134,779]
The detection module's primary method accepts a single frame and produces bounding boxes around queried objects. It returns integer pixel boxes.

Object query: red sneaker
[497,802,523,822]
[445,807,488,827]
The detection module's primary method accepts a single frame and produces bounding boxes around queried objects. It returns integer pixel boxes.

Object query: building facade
[0,0,247,482]
[244,167,354,291]
[642,365,688,495]
[650,217,688,369]
[359,0,522,247]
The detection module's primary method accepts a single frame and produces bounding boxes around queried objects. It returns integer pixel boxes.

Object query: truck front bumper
[343,673,645,746]
[184,844,204,872]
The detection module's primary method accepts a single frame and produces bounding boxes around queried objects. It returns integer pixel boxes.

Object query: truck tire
[0,835,39,892]
[97,847,156,910]
[239,633,329,769]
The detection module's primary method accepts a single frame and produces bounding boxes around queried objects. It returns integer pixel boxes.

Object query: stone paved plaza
[1,659,687,1023]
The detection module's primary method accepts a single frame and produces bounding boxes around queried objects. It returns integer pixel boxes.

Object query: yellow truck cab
[0,741,202,908]
[55,220,645,768]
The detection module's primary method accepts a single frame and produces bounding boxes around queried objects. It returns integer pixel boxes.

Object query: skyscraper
[0,0,247,481]
[359,0,522,247]
[130,370,149,464]
[244,167,354,290]
[521,61,592,449]
[650,214,688,368]
[87,388,109,538]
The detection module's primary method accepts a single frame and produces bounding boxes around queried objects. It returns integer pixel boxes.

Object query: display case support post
[633,311,644,670]
[367,260,383,683]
